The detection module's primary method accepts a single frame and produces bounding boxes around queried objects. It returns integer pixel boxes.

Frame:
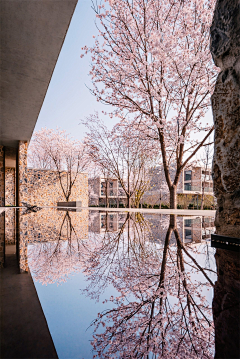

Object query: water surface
[22,209,217,358]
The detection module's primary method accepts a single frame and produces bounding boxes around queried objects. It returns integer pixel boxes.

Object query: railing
[202,187,213,193]
[100,190,127,197]
[184,184,201,192]
[201,175,212,182]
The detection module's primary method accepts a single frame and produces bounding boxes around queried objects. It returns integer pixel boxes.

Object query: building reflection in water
[16,208,88,281]
[4,209,239,357]
[86,212,216,358]
[90,211,215,243]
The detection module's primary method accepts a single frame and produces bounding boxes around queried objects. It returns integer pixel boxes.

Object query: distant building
[89,166,214,208]
[143,165,214,208]
[180,166,213,195]
[89,177,127,207]
[89,211,215,244]
[89,211,127,233]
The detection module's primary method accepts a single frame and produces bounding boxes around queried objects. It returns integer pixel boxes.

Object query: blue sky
[33,0,214,152]
[33,0,116,141]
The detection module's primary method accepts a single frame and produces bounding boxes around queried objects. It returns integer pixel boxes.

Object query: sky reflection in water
[26,209,216,359]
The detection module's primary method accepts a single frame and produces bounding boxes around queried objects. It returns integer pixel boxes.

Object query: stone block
[57,201,82,208]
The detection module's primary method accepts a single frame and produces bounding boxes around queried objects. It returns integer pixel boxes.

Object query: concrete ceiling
[0,0,78,148]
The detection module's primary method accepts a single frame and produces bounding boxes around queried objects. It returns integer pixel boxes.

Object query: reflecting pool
[5,208,219,358]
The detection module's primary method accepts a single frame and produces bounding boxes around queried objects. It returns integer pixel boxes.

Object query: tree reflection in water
[28,211,84,285]
[82,213,216,358]
[27,211,216,357]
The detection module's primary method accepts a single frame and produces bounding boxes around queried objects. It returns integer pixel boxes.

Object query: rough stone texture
[191,167,202,191]
[0,212,4,268]
[28,169,88,207]
[0,146,4,206]
[210,2,240,358]
[5,208,15,245]
[17,142,29,272]
[5,167,15,205]
[18,141,28,207]
[5,168,16,244]
[0,146,4,267]
[210,0,240,238]
[18,208,88,273]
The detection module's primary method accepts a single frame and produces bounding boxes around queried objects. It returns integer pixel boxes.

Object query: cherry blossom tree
[82,0,218,208]
[82,114,159,207]
[199,139,214,210]
[80,213,216,358]
[28,128,88,202]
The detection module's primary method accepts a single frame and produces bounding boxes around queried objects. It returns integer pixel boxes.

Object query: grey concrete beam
[0,0,78,148]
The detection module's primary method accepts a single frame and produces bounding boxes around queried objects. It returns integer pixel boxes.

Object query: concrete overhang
[0,0,78,148]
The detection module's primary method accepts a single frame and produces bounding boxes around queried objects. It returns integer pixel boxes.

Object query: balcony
[201,175,212,182]
[202,186,213,193]
[184,184,201,192]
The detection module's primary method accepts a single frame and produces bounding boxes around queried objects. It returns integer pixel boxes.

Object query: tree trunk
[170,186,177,209]
[201,189,204,210]
[127,195,131,208]
[170,214,176,228]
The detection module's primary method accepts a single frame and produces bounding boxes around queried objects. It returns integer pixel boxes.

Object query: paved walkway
[0,251,58,359]
[80,207,216,216]
[0,206,216,216]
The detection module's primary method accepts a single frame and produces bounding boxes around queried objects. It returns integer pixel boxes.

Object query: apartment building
[89,211,127,233]
[89,166,214,208]
[143,165,214,207]
[89,177,127,207]
[89,211,215,244]
[179,166,213,195]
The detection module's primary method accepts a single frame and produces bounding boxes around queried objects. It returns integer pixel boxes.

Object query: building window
[184,170,192,181]
[184,219,192,227]
[184,183,192,191]
[101,190,105,196]
[185,229,192,240]
[109,182,113,188]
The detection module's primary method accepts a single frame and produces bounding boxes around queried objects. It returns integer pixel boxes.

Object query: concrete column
[17,141,29,272]
[0,145,5,267]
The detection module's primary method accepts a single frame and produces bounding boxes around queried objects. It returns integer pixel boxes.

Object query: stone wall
[5,168,16,245]
[18,141,28,206]
[5,167,15,205]
[210,0,240,238]
[28,169,88,207]
[210,2,240,358]
[18,208,88,272]
[191,167,202,191]
[0,211,4,268]
[0,146,4,206]
[89,177,100,206]
[0,146,5,267]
